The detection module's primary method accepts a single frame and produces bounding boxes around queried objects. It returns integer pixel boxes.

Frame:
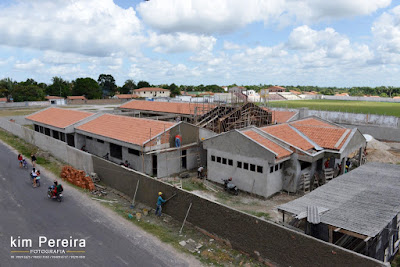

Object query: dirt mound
[367,138,391,150]
[60,166,95,191]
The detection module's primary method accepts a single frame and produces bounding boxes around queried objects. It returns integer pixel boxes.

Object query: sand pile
[367,138,400,164]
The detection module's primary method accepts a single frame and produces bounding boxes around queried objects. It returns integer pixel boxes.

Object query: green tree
[97,74,117,97]
[121,79,136,94]
[46,77,71,97]
[12,84,45,102]
[73,78,102,99]
[168,83,180,97]
[0,78,15,100]
[137,80,151,89]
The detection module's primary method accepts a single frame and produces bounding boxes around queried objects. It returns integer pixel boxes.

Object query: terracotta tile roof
[45,96,64,100]
[120,100,211,115]
[133,87,170,92]
[26,107,94,129]
[289,90,301,95]
[394,96,400,99]
[115,94,139,99]
[242,130,292,160]
[0,97,7,102]
[334,93,349,96]
[67,96,86,100]
[262,108,296,123]
[290,118,349,150]
[76,114,176,146]
[260,124,315,151]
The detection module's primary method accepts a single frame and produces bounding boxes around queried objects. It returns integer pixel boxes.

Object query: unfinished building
[195,102,272,133]
[202,117,366,198]
[278,162,400,263]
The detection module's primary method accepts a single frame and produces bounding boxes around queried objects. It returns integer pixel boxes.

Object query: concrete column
[340,157,346,175]
[358,147,363,166]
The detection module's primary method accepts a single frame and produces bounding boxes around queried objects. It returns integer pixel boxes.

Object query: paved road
[0,141,198,267]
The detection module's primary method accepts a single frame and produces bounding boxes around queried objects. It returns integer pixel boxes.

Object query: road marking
[116,255,129,265]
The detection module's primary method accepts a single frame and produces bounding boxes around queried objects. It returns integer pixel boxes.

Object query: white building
[133,88,171,98]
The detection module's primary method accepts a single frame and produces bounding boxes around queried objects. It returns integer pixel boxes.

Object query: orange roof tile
[242,130,292,160]
[262,108,296,123]
[67,96,86,100]
[393,96,400,99]
[45,96,64,100]
[133,87,170,92]
[76,114,176,146]
[290,118,349,150]
[26,108,94,129]
[0,97,7,102]
[289,90,301,95]
[120,100,211,115]
[260,124,315,151]
[115,94,139,99]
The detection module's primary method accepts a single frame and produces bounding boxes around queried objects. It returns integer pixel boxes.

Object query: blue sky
[0,0,400,87]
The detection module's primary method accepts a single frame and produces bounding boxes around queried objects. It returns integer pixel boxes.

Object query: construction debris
[60,165,96,191]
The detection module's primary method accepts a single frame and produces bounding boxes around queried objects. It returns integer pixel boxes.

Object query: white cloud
[137,0,391,34]
[147,32,216,53]
[223,41,244,50]
[0,0,142,57]
[14,59,44,70]
[372,5,400,64]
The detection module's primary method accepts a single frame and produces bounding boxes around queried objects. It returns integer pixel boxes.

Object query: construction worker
[155,192,166,217]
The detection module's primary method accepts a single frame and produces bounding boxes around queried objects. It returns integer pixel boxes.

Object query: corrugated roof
[133,87,170,92]
[260,124,315,151]
[242,130,292,160]
[278,162,400,237]
[76,114,176,146]
[120,100,210,115]
[26,107,94,129]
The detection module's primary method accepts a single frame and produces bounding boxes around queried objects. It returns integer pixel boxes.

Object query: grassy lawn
[0,107,45,117]
[268,100,400,117]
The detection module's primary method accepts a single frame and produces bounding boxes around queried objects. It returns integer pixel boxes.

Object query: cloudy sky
[0,0,400,87]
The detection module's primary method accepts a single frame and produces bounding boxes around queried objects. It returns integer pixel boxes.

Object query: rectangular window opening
[86,136,93,140]
[257,166,263,173]
[222,158,227,164]
[237,161,242,168]
[270,166,274,173]
[250,164,256,172]
[128,148,141,156]
[110,143,122,160]
[228,159,233,166]
[275,164,278,171]
[97,139,104,143]
[244,163,249,170]
[217,157,221,163]
[211,155,215,162]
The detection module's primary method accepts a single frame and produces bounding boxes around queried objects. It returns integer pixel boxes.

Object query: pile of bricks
[60,166,95,191]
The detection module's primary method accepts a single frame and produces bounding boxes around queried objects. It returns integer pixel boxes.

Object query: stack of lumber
[60,166,95,191]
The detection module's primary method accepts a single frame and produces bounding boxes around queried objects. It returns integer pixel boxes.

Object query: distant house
[67,96,87,104]
[0,97,7,103]
[114,94,140,100]
[266,86,286,93]
[133,88,170,98]
[290,90,301,95]
[45,96,66,105]
[334,93,349,97]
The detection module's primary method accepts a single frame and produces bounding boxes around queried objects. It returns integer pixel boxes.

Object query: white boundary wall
[0,118,93,172]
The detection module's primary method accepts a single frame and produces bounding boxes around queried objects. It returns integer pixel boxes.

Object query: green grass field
[267,100,400,117]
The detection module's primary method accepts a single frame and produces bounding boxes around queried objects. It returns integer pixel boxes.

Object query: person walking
[197,166,204,178]
[31,154,37,168]
[18,154,23,168]
[155,192,166,217]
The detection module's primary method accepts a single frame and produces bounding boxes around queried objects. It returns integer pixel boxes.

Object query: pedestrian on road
[155,192,166,217]
[31,168,37,185]
[33,170,40,187]
[31,154,37,168]
[18,154,23,168]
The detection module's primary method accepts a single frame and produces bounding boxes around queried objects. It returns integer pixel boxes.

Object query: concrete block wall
[0,119,93,173]
[92,156,385,267]
[206,148,283,198]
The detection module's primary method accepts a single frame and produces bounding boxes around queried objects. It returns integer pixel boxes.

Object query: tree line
[1,76,399,102]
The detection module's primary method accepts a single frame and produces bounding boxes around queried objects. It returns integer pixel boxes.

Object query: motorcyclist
[51,181,63,197]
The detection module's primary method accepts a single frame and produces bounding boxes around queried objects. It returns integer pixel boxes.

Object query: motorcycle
[222,178,239,195]
[47,187,63,202]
